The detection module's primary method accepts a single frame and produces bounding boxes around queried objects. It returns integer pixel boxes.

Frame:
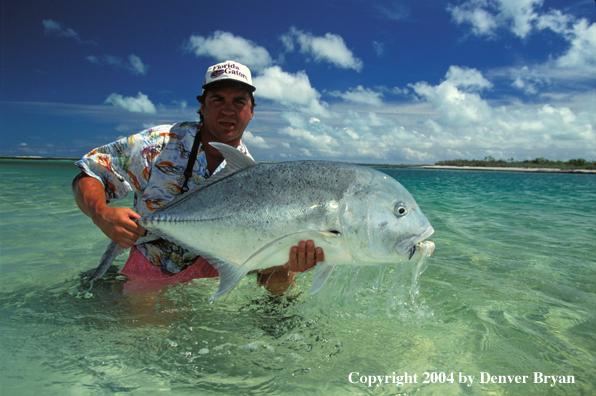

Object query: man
[73,60,323,294]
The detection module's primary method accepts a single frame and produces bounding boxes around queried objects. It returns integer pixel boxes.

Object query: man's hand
[255,240,325,295]
[92,206,146,249]
[287,240,325,273]
[72,172,146,248]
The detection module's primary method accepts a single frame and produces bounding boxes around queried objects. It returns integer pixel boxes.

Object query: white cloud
[279,126,336,152]
[404,66,595,161]
[253,66,331,117]
[86,54,149,75]
[242,131,271,149]
[42,19,96,45]
[554,19,596,69]
[447,0,542,39]
[128,55,148,75]
[447,0,596,73]
[105,92,157,113]
[448,4,498,37]
[373,41,385,57]
[410,66,493,126]
[247,65,591,163]
[497,0,542,38]
[329,86,384,106]
[534,9,572,34]
[443,65,493,90]
[375,2,411,21]
[186,31,272,71]
[486,14,595,92]
[281,27,363,71]
[42,19,83,42]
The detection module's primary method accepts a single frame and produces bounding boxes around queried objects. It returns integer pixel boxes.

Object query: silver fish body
[133,142,434,299]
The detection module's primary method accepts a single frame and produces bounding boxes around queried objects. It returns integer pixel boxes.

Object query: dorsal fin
[209,142,257,173]
[147,142,258,213]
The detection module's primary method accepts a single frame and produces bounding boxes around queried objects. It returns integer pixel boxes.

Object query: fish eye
[394,203,408,217]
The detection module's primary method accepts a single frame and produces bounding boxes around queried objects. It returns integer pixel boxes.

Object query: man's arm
[254,240,324,295]
[72,172,146,248]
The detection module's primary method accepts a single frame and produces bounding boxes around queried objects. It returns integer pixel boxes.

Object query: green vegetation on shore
[436,157,596,170]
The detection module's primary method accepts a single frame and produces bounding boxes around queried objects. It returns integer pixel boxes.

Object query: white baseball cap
[201,60,255,95]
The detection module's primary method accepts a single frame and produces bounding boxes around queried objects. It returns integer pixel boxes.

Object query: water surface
[1,160,594,395]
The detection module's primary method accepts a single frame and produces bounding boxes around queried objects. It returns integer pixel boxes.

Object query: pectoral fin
[240,229,340,270]
[310,261,335,295]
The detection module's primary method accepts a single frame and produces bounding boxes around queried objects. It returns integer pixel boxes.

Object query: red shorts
[120,246,218,293]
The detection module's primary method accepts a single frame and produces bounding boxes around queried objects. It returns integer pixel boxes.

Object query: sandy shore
[421,165,596,174]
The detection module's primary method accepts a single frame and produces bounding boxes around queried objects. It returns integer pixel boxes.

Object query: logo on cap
[211,70,225,79]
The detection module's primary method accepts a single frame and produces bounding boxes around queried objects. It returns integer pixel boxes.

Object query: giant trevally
[89,142,434,300]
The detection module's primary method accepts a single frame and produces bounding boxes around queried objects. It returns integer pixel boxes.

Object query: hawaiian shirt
[76,121,253,273]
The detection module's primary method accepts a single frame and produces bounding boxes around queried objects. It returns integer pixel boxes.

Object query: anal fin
[203,256,247,300]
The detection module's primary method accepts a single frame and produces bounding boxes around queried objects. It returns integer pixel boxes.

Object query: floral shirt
[76,121,253,273]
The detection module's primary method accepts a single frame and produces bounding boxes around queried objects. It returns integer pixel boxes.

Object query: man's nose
[221,101,235,115]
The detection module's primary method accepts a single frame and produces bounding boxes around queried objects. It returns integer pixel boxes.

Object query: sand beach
[421,165,596,174]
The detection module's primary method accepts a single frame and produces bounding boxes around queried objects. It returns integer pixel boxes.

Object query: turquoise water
[1,160,595,395]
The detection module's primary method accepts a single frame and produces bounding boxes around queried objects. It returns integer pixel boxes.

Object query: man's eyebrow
[207,93,249,101]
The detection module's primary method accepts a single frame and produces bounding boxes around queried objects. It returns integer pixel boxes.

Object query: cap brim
[202,80,256,93]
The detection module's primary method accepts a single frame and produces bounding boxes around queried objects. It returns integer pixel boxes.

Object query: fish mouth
[408,240,436,260]
[397,225,435,258]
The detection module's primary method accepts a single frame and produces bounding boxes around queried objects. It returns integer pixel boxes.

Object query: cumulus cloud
[410,66,493,126]
[253,66,331,117]
[261,109,437,163]
[186,31,272,71]
[444,66,493,90]
[105,92,157,113]
[281,27,363,71]
[329,86,384,106]
[448,4,498,37]
[242,131,271,149]
[553,19,596,70]
[405,66,595,161]
[255,62,593,164]
[447,0,542,39]
[279,126,336,152]
[87,54,149,75]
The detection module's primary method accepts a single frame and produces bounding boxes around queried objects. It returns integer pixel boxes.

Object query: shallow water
[1,160,595,395]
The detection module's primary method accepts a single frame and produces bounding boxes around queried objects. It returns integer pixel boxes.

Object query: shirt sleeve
[75,126,171,203]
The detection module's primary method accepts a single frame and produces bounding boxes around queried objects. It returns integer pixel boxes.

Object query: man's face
[200,85,254,145]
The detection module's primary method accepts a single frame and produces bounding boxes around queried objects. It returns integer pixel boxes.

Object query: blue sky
[1,0,594,163]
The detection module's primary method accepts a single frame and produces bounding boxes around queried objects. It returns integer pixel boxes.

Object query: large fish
[89,142,434,299]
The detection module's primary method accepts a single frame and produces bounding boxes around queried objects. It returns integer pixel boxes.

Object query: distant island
[0,155,79,161]
[424,157,596,174]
